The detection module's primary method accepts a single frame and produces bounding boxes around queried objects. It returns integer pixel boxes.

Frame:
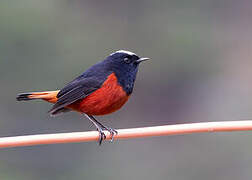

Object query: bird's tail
[16,90,59,103]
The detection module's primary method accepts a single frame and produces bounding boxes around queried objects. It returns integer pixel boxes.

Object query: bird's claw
[103,127,118,142]
[97,128,106,145]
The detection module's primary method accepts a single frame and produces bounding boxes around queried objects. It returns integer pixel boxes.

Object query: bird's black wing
[49,77,103,115]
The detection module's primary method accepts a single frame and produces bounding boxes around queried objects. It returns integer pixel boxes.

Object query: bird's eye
[124,57,131,63]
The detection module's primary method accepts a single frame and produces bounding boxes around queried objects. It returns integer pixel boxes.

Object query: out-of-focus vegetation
[1,0,252,179]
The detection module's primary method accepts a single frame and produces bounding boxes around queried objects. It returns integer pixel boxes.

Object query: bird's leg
[88,115,118,142]
[84,114,106,145]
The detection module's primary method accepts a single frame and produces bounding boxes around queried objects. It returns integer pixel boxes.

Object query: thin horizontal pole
[0,120,252,148]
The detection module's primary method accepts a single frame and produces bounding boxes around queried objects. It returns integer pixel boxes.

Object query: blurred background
[1,0,252,179]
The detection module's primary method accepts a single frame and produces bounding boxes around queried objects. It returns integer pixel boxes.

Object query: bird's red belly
[68,73,130,115]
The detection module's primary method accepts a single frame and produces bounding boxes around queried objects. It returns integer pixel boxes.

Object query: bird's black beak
[136,57,150,63]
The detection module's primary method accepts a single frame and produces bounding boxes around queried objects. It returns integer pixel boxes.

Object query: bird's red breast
[68,73,130,115]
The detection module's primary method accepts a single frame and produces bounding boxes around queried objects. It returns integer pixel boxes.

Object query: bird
[16,50,149,145]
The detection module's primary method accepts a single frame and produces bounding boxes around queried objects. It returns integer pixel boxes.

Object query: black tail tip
[16,93,32,101]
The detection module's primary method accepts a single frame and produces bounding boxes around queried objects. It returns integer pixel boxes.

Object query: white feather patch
[110,50,136,56]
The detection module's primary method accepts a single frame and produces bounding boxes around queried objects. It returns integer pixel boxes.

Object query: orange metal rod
[0,120,252,148]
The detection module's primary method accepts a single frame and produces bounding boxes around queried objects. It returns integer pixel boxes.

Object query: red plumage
[68,73,130,115]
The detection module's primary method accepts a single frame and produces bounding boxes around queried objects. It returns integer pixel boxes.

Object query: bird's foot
[96,127,106,145]
[85,114,117,144]
[102,126,118,142]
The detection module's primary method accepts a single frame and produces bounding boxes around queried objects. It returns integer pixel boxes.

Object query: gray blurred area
[1,0,252,179]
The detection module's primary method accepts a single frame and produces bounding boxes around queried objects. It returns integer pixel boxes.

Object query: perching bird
[17,50,149,144]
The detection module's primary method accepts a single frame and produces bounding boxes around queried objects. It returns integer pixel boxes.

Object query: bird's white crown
[110,50,136,56]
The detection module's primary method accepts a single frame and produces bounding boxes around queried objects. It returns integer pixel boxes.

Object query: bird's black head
[105,50,149,74]
[104,50,149,94]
